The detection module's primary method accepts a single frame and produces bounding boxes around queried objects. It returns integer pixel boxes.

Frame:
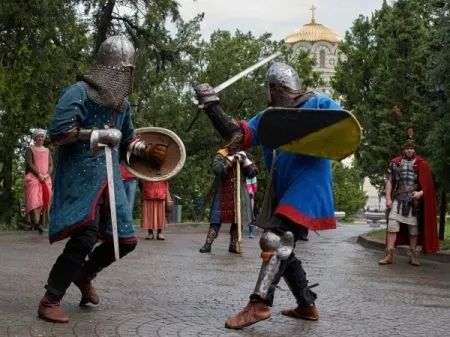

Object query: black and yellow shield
[258,107,362,161]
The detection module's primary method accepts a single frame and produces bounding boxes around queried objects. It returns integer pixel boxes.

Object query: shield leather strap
[125,127,186,182]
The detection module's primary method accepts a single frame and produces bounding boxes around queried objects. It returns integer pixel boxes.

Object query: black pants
[210,222,237,234]
[45,206,136,301]
[251,215,317,307]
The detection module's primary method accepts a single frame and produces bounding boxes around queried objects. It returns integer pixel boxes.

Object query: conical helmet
[96,35,135,69]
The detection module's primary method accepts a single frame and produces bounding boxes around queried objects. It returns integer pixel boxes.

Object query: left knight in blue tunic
[38,36,168,324]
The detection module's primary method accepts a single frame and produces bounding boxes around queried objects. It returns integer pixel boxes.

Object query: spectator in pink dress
[24,129,53,234]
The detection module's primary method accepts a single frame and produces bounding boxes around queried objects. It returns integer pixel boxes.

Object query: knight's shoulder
[59,82,86,100]
[308,95,341,109]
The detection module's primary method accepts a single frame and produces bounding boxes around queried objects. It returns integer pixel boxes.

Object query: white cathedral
[284,5,341,96]
[284,6,385,212]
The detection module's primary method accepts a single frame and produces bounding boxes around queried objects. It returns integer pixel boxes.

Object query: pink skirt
[24,172,52,214]
[141,199,167,230]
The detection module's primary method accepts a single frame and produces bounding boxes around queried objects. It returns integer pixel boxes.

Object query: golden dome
[285,21,341,44]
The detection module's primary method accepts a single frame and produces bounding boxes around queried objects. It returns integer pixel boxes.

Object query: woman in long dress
[140,180,172,240]
[24,129,53,234]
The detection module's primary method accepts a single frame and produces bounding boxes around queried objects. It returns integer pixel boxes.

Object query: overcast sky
[176,0,385,41]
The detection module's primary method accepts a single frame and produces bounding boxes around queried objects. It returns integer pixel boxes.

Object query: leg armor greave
[253,231,295,299]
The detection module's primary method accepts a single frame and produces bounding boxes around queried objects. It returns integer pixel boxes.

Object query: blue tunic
[242,96,340,230]
[48,82,136,243]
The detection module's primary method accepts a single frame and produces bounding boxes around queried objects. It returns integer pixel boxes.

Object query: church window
[320,50,326,68]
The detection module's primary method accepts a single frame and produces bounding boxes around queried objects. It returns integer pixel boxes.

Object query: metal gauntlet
[127,139,167,167]
[90,128,122,156]
[51,127,122,157]
[127,139,147,159]
[195,83,220,106]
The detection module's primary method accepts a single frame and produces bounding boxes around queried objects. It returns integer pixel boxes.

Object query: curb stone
[357,232,450,263]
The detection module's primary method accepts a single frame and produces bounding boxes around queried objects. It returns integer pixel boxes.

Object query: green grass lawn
[368,219,450,251]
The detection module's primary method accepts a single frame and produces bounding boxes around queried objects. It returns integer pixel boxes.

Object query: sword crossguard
[98,143,118,150]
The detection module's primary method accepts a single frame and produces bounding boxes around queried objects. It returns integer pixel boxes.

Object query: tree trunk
[94,0,116,55]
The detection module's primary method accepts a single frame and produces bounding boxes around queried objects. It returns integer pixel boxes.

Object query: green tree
[77,0,180,54]
[426,0,450,190]
[332,162,367,216]
[425,0,450,239]
[0,0,88,224]
[333,0,434,193]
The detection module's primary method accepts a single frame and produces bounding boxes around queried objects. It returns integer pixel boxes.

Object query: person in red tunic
[379,128,439,266]
[140,180,172,240]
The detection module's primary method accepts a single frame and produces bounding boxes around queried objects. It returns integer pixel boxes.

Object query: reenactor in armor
[38,36,168,323]
[199,149,258,254]
[380,128,439,266]
[195,62,343,330]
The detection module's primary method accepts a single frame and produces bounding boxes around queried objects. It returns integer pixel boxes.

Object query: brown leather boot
[224,300,271,329]
[73,270,99,306]
[408,248,420,266]
[37,296,69,323]
[228,241,239,254]
[379,248,395,265]
[228,224,240,254]
[199,227,218,253]
[281,304,319,321]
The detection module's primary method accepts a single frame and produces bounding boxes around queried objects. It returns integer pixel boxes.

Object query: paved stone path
[0,224,449,337]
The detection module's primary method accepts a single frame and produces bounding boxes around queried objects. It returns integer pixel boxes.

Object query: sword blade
[104,145,120,261]
[213,51,282,93]
[192,51,282,106]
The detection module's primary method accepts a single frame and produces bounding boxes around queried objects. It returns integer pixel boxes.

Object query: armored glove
[90,128,122,156]
[195,83,219,106]
[127,139,168,167]
[144,143,167,165]
[226,155,236,166]
[235,151,252,167]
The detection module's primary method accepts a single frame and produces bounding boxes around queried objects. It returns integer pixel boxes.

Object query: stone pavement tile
[0,225,449,337]
[5,325,32,337]
[29,324,54,337]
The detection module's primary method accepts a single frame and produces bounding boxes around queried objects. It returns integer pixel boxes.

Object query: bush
[333,162,367,216]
